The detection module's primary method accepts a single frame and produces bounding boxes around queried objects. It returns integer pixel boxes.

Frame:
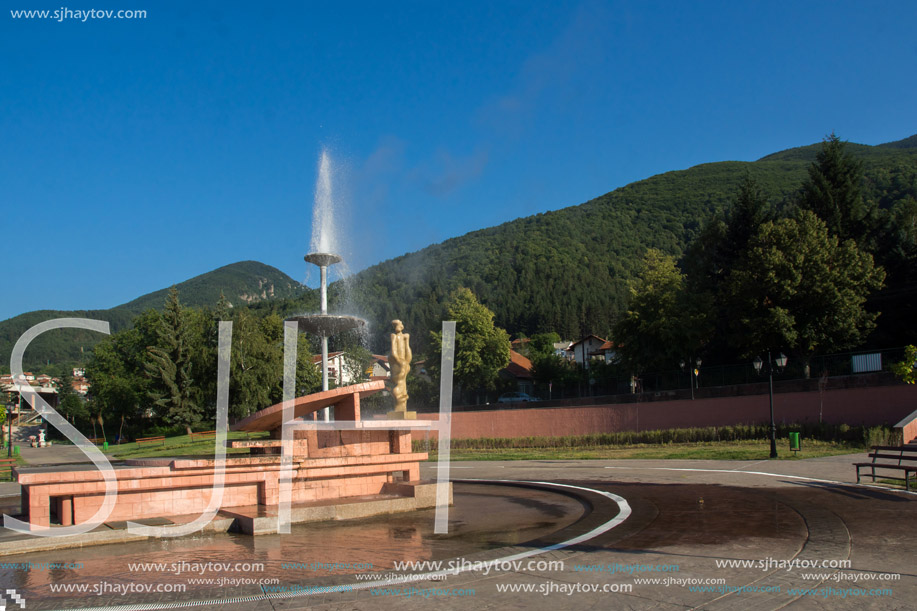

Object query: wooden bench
[854,445,917,491]
[0,457,17,481]
[190,430,216,442]
[136,436,166,447]
[88,438,105,445]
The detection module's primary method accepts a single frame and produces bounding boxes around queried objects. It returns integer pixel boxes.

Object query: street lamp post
[680,357,702,400]
[5,404,13,458]
[754,351,788,459]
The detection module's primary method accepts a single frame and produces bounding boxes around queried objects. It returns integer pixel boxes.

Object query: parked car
[497,392,538,403]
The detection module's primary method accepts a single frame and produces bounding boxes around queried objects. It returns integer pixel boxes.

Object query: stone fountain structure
[287,251,364,421]
[12,152,446,534]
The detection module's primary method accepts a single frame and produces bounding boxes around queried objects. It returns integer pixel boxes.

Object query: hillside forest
[3,134,916,437]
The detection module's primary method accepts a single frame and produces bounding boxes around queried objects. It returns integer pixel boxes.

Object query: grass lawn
[421,439,862,461]
[104,431,269,459]
[876,476,917,489]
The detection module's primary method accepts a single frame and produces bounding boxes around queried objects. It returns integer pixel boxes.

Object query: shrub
[413,422,896,453]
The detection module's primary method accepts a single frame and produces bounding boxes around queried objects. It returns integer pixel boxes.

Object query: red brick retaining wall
[413,384,917,441]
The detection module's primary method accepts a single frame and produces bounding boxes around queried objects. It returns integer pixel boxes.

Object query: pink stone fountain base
[14,384,438,532]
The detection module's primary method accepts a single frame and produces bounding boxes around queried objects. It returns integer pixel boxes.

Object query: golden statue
[387,319,415,419]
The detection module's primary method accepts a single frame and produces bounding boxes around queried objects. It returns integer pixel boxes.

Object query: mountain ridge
[0,261,306,371]
[3,134,916,369]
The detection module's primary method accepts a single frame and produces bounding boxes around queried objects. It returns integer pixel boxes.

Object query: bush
[414,422,895,452]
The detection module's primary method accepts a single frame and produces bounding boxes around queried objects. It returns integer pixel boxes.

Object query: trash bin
[102,441,108,451]
[789,432,801,453]
[13,446,19,456]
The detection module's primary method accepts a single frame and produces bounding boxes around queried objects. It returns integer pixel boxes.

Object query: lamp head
[753,355,763,374]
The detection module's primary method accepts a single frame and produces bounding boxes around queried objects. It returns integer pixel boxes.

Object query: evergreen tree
[295,332,322,398]
[215,290,231,321]
[798,133,877,247]
[56,370,88,425]
[145,288,202,435]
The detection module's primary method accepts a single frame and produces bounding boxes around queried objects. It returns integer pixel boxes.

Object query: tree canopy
[430,287,511,394]
[725,210,885,367]
[613,249,711,373]
[84,289,321,440]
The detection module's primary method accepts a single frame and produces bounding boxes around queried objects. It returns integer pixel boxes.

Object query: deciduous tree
[613,249,711,374]
[430,287,511,395]
[725,210,885,375]
[891,345,917,385]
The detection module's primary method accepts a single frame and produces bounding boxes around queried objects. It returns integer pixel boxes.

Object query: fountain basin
[304,252,343,267]
[287,314,366,336]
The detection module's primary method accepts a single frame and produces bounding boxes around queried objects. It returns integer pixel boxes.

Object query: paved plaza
[0,448,914,610]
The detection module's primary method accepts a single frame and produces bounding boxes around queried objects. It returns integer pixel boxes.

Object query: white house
[554,341,573,359]
[567,335,612,369]
[311,352,392,387]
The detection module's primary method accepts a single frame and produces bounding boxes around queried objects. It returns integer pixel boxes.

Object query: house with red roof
[567,335,619,368]
[311,352,393,387]
[499,350,535,395]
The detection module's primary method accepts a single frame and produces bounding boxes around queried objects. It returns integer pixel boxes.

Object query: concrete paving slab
[0,457,912,611]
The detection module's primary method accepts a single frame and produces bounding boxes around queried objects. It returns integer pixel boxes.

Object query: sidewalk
[2,453,914,610]
[0,443,92,498]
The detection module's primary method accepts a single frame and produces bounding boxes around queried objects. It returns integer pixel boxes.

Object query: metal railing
[456,346,911,407]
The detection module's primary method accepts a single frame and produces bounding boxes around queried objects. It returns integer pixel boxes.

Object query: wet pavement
[0,454,913,610]
[1,482,586,609]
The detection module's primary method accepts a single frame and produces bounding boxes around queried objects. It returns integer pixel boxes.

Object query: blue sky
[2,0,915,320]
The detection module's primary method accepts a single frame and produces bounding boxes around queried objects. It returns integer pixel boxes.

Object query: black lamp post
[5,403,13,458]
[754,351,788,459]
[680,357,702,400]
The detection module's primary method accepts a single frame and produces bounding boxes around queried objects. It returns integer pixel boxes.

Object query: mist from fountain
[290,148,370,420]
[310,150,337,256]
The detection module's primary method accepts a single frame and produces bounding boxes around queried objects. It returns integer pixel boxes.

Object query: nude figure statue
[387,319,414,418]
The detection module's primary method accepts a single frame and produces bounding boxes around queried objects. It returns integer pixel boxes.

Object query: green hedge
[413,422,895,452]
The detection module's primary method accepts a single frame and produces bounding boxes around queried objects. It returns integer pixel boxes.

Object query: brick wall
[412,384,917,441]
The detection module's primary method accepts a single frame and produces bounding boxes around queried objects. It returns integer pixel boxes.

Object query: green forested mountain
[116,261,303,314]
[4,135,916,370]
[343,136,917,354]
[0,261,307,371]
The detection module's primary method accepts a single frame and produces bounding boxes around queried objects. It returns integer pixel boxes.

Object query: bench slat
[865,453,917,462]
[0,458,15,480]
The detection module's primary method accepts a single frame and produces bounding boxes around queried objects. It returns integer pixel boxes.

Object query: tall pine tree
[145,288,202,435]
[798,133,877,247]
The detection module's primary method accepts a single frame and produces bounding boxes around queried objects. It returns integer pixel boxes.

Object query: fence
[631,347,907,395]
[454,346,911,407]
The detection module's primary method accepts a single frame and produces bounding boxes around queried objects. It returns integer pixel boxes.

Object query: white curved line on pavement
[49,479,631,611]
[603,466,917,496]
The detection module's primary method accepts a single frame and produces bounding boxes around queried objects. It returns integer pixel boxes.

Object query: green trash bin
[13,446,19,457]
[789,432,801,453]
[102,441,109,451]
